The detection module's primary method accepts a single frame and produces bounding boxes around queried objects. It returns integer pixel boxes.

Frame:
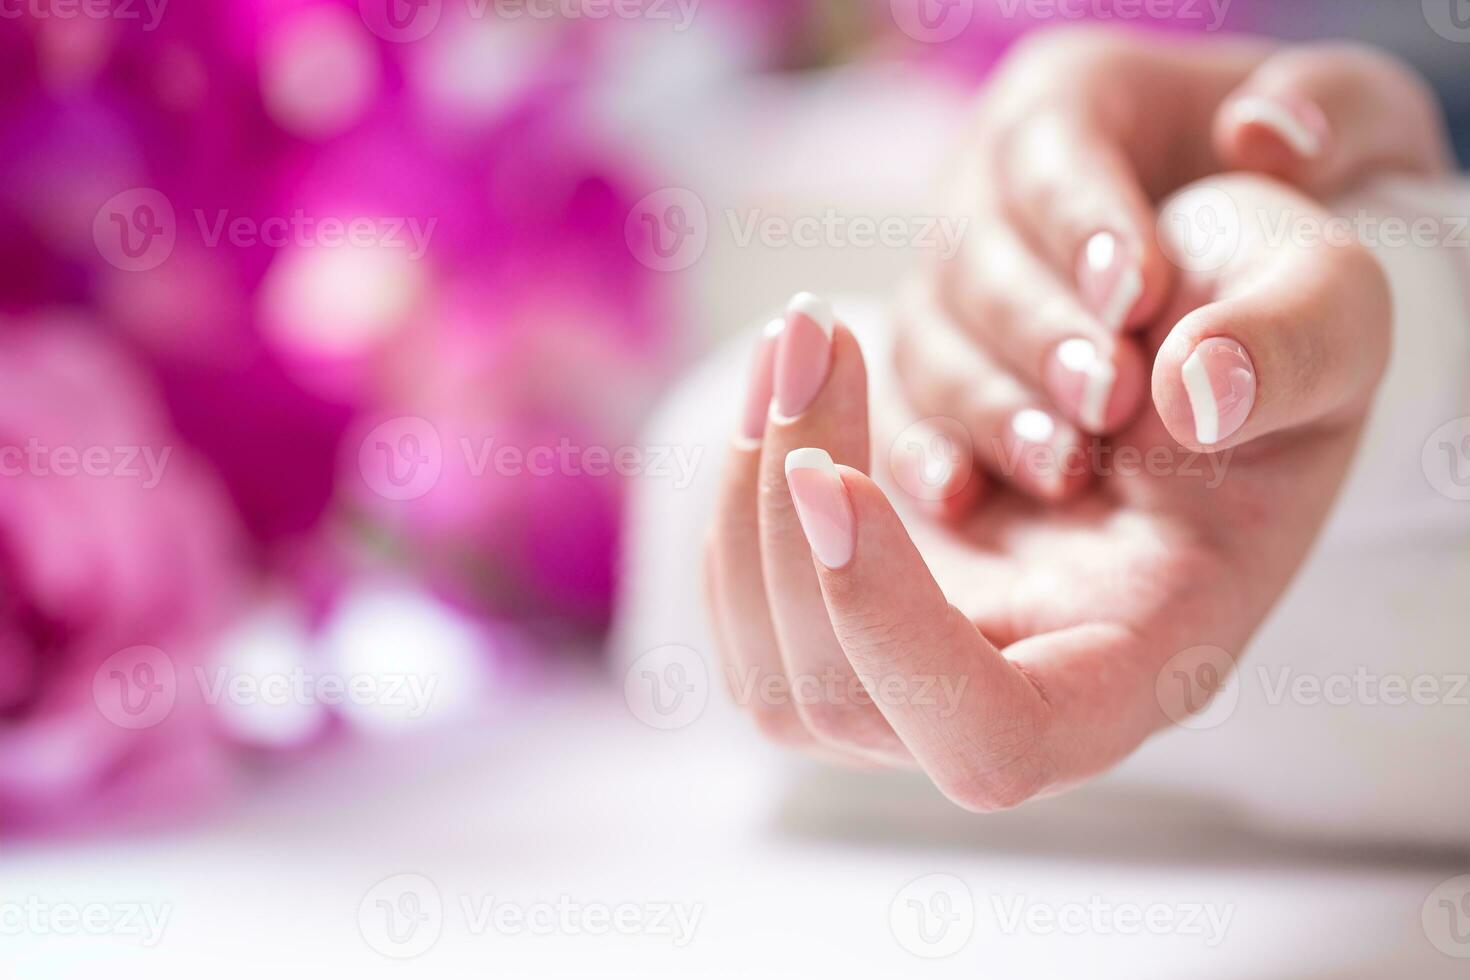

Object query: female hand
[705,173,1393,804]
[902,26,1451,503]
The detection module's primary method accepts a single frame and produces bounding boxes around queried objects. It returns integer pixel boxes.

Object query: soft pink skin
[707,174,1396,808]
[1189,338,1257,444]
[785,464,854,570]
[774,312,832,419]
[900,27,1450,500]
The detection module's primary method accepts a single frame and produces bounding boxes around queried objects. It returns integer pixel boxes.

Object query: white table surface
[3,667,1465,978]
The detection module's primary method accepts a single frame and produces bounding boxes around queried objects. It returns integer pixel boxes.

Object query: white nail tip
[786,292,834,337]
[1011,408,1056,443]
[1100,264,1142,332]
[1058,338,1114,432]
[762,316,785,339]
[1181,349,1220,445]
[784,447,835,477]
[1234,96,1322,158]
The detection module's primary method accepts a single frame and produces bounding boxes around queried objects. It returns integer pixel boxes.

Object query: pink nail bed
[784,448,854,570]
[1181,337,1256,445]
[774,292,834,418]
[1077,231,1141,333]
[1044,337,1116,434]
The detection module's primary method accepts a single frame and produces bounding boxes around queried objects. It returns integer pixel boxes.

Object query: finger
[759,293,908,763]
[994,116,1170,334]
[1153,177,1392,452]
[941,223,1149,435]
[785,457,1169,810]
[893,278,1091,502]
[1214,43,1453,196]
[707,319,818,748]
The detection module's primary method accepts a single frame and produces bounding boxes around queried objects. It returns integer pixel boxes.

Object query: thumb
[1152,175,1392,452]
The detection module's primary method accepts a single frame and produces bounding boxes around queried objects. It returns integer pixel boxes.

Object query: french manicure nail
[1003,408,1069,498]
[1045,337,1116,433]
[1181,337,1256,445]
[1232,95,1330,160]
[1077,230,1142,333]
[784,448,854,570]
[774,291,834,418]
[739,317,783,442]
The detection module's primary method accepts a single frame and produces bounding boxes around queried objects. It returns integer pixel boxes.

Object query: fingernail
[784,448,854,570]
[1045,337,1116,433]
[739,317,783,442]
[1232,95,1329,160]
[1181,337,1256,445]
[1077,230,1142,333]
[1002,408,1072,498]
[774,291,834,418]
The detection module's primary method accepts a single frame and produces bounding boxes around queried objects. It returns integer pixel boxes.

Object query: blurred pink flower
[0,316,246,834]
